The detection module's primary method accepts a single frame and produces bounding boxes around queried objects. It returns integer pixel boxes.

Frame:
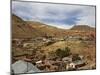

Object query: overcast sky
[12,1,96,29]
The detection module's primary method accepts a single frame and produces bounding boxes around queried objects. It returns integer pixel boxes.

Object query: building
[12,60,41,74]
[62,57,72,62]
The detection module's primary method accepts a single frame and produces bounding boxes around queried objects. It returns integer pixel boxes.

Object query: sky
[12,1,96,29]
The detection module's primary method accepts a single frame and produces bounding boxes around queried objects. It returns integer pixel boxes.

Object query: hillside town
[12,34,96,74]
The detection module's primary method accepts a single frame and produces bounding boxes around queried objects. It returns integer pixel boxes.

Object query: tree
[56,48,63,58]
[55,47,71,58]
[65,47,71,56]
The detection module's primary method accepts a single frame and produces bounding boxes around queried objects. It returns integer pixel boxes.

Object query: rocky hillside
[12,14,36,38]
[12,14,66,38]
[71,25,95,31]
[12,14,95,39]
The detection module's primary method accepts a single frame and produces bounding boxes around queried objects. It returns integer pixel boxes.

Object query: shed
[62,57,72,62]
[73,60,86,68]
[12,60,41,74]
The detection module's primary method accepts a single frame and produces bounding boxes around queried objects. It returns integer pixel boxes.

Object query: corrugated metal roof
[12,60,41,74]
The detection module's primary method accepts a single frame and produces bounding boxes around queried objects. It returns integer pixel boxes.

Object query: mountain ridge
[12,14,95,39]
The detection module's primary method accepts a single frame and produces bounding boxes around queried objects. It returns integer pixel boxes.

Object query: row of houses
[12,35,89,48]
[12,53,86,72]
[34,54,85,71]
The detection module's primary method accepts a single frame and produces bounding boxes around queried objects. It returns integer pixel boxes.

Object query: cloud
[12,1,96,29]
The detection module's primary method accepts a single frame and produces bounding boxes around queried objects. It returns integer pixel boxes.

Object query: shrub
[46,41,55,46]
[65,47,71,56]
[72,54,81,61]
[55,47,71,58]
[55,48,63,58]
[48,51,57,60]
[78,37,83,40]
